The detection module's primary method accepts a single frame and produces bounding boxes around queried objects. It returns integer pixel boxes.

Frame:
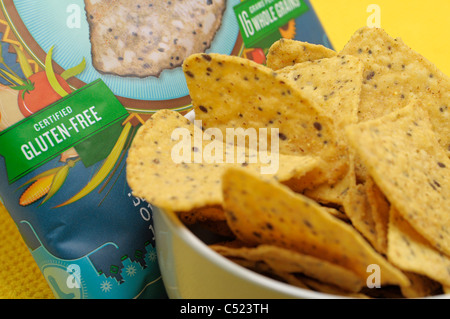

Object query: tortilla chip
[224,255,277,279]
[281,164,329,193]
[266,39,337,71]
[178,205,226,224]
[340,26,450,155]
[211,244,365,292]
[277,55,362,132]
[345,102,450,256]
[224,255,315,292]
[183,53,347,185]
[304,167,351,207]
[342,172,380,253]
[270,272,311,290]
[365,177,390,253]
[180,206,235,237]
[321,206,350,223]
[400,272,442,299]
[387,207,450,287]
[299,276,370,299]
[443,286,450,295]
[196,219,235,238]
[276,55,363,206]
[221,167,410,287]
[127,109,323,212]
[359,286,404,299]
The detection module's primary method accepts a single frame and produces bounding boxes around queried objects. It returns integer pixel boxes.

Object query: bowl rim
[155,207,450,299]
[154,207,348,299]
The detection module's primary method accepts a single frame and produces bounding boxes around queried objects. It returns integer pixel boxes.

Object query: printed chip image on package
[0,0,331,298]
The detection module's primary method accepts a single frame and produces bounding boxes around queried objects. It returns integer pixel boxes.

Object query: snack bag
[0,54,168,298]
[0,0,330,298]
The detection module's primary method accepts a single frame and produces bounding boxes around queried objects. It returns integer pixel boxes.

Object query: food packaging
[0,0,330,298]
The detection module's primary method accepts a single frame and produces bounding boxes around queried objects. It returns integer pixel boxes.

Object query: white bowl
[153,206,345,299]
[153,207,450,299]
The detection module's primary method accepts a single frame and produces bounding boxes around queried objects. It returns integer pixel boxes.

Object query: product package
[0,0,331,298]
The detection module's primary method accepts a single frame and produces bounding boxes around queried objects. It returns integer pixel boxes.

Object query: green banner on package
[0,79,129,183]
[234,0,309,48]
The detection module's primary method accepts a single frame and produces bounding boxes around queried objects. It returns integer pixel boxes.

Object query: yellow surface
[0,203,54,299]
[1,0,449,299]
[310,0,450,76]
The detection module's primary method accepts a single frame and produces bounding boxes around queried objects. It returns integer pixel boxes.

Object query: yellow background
[311,0,450,76]
[1,0,450,299]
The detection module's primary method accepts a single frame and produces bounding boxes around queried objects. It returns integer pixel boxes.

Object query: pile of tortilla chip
[127,27,450,298]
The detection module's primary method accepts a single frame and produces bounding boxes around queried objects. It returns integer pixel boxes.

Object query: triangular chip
[277,55,363,132]
[345,101,450,256]
[340,153,389,255]
[388,207,450,287]
[183,53,347,185]
[342,170,381,253]
[321,206,349,222]
[365,177,390,253]
[221,168,409,287]
[299,277,370,299]
[178,205,228,225]
[210,244,365,293]
[400,272,442,299]
[303,176,351,207]
[341,26,450,155]
[275,55,364,206]
[266,39,337,71]
[213,247,314,291]
[127,109,323,212]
